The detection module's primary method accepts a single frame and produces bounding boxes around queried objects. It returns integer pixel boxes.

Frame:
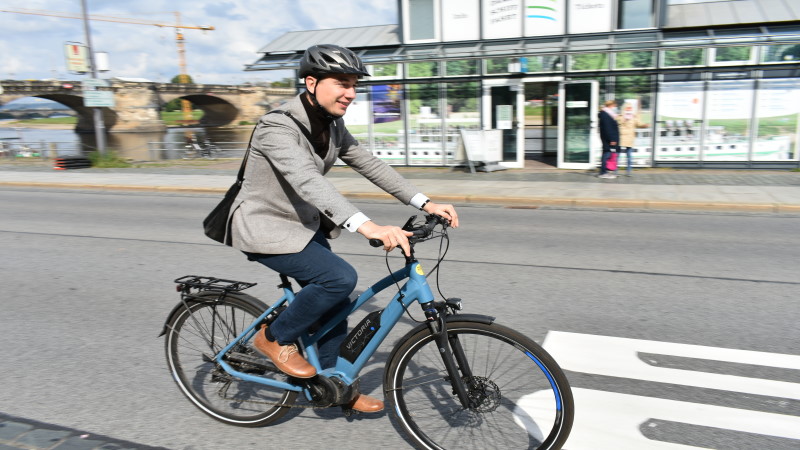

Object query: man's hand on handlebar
[357,221,413,254]
[422,202,459,229]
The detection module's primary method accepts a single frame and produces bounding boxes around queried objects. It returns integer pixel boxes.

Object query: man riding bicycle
[227,44,459,413]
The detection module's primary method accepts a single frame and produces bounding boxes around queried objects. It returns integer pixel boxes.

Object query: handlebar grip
[369,238,384,248]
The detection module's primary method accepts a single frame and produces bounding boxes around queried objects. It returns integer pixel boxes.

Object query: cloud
[0,0,397,83]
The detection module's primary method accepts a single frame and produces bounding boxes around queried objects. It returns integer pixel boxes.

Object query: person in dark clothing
[597,100,620,179]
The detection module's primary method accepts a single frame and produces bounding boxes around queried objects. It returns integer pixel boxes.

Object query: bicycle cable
[382,217,451,324]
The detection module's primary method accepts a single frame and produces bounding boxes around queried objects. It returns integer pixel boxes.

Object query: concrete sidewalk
[1,163,799,214]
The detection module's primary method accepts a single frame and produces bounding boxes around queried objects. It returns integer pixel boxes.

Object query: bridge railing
[147,141,249,160]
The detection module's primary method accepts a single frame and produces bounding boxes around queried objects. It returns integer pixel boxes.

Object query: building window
[523,55,563,73]
[568,53,610,72]
[711,46,754,66]
[485,57,513,75]
[407,61,439,78]
[404,0,439,42]
[662,48,705,67]
[754,78,799,161]
[760,44,800,63]
[369,63,401,78]
[368,85,406,163]
[445,81,480,164]
[407,82,442,165]
[444,60,478,76]
[618,0,654,29]
[705,79,754,162]
[614,51,655,69]
[656,81,704,161]
[614,75,654,165]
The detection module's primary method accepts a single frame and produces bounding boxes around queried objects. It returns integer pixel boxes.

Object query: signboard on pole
[82,79,115,107]
[64,43,90,73]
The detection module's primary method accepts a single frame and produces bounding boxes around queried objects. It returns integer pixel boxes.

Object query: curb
[3,181,799,214]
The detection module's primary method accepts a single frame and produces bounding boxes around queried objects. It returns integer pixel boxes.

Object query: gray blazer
[229,95,420,254]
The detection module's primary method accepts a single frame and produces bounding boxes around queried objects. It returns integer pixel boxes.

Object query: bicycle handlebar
[369,214,447,248]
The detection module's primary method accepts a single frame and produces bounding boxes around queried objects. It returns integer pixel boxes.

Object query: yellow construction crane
[1,7,214,122]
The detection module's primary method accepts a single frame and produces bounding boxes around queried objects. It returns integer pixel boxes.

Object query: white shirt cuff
[409,193,430,210]
[344,212,371,233]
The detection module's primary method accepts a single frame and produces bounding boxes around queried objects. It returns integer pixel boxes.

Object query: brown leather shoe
[348,392,384,413]
[253,326,316,379]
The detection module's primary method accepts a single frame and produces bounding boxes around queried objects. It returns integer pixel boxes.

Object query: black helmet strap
[305,76,339,120]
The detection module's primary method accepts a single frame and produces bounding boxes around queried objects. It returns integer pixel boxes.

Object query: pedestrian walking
[597,100,619,179]
[616,102,648,176]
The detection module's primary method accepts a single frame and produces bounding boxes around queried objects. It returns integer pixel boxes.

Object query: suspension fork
[421,302,474,409]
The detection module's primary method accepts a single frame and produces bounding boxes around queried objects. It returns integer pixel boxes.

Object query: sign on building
[442,0,480,41]
[482,0,523,39]
[525,0,566,36]
[568,0,613,34]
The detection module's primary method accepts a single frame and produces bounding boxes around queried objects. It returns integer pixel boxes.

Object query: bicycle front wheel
[164,291,297,427]
[385,321,574,449]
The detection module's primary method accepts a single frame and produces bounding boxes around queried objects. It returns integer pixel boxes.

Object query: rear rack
[174,275,257,292]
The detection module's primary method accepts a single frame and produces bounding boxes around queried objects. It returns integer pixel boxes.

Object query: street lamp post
[80,0,106,154]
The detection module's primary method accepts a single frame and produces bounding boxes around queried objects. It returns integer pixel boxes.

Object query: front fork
[421,300,475,409]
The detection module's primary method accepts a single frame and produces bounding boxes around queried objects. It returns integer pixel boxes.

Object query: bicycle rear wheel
[385,321,573,449]
[164,291,297,427]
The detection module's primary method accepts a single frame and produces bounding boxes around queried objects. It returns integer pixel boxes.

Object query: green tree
[270,77,295,88]
[444,60,478,76]
[663,48,704,66]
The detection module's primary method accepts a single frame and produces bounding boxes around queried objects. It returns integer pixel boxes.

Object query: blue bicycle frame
[214,260,435,393]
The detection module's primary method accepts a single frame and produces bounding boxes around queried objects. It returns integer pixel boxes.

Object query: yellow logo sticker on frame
[416,264,425,275]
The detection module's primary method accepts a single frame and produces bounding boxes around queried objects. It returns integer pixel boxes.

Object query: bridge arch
[0,93,117,133]
[158,93,240,127]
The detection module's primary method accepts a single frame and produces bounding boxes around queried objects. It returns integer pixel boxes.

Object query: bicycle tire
[164,291,297,427]
[384,320,574,449]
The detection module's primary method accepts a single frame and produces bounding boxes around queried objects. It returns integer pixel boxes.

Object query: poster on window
[482,0,523,39]
[372,85,403,124]
[658,84,703,120]
[525,0,565,36]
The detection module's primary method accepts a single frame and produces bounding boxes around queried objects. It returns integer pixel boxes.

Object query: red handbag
[606,152,618,171]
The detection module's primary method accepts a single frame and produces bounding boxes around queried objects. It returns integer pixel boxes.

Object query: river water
[0,121,255,161]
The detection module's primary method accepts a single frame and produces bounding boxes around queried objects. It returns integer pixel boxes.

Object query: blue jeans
[244,230,356,369]
[620,147,633,174]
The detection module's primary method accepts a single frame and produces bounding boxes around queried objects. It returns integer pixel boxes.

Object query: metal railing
[0,141,88,159]
[146,141,249,160]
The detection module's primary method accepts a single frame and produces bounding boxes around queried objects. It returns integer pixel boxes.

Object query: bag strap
[235,110,312,184]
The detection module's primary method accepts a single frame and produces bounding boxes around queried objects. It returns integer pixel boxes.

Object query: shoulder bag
[202,110,311,245]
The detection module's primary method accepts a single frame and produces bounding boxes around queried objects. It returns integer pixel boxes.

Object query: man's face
[306,74,359,117]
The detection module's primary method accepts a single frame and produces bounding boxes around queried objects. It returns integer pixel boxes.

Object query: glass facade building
[247,0,800,169]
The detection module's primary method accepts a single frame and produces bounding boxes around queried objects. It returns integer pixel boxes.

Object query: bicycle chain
[217,380,361,412]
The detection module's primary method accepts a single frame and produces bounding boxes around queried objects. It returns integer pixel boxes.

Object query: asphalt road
[1,187,798,449]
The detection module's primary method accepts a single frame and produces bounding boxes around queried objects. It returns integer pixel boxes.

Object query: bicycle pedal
[340,406,360,417]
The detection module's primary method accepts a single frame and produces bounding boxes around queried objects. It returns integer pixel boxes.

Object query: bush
[88,150,132,168]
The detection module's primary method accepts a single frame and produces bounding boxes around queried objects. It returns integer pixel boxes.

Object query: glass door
[524,81,560,166]
[558,81,599,169]
[483,80,524,168]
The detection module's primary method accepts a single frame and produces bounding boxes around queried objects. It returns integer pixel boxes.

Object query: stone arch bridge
[0,80,295,132]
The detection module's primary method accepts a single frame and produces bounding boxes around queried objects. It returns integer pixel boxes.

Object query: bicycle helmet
[299,44,370,79]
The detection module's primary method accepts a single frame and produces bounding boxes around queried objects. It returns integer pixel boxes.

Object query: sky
[0,0,397,85]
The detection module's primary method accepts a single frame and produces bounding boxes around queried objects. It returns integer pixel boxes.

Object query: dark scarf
[300,93,333,159]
